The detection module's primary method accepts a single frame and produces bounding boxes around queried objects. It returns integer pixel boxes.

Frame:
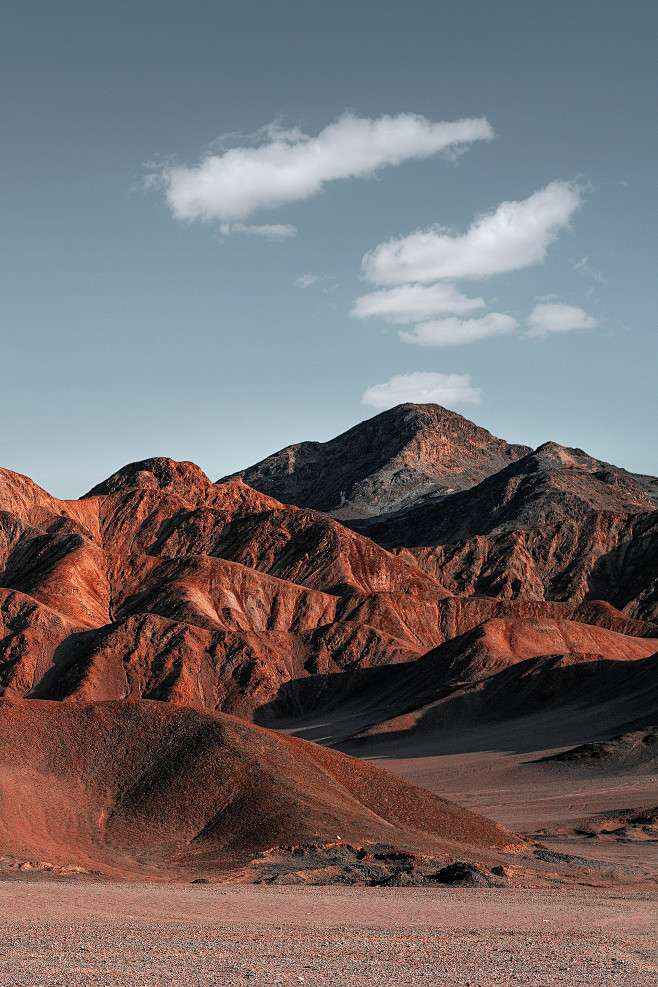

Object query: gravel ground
[0,883,656,986]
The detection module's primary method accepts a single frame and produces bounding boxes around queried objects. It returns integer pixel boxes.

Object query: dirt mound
[542,727,658,768]
[0,698,520,880]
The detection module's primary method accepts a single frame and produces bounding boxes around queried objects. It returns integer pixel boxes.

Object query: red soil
[0,698,516,879]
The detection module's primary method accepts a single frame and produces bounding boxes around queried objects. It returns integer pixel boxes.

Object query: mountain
[225,405,658,621]
[221,403,531,519]
[0,698,518,881]
[356,441,657,544]
[353,440,658,622]
[1,404,656,718]
[0,404,657,882]
[0,460,453,714]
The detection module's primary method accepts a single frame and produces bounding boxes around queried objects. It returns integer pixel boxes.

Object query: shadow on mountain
[256,651,658,759]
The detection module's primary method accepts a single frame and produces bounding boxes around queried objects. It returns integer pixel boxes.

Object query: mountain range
[0,403,655,881]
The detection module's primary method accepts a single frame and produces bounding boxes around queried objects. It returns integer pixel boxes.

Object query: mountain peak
[222,402,531,519]
[82,457,211,499]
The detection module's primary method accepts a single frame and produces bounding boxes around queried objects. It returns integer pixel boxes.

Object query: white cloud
[351,282,484,323]
[362,371,481,409]
[361,180,582,284]
[294,272,336,289]
[157,112,494,224]
[525,302,598,339]
[219,222,297,239]
[295,273,321,288]
[400,312,517,347]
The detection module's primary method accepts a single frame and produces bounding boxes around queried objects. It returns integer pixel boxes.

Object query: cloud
[400,312,517,347]
[157,112,494,224]
[351,282,484,323]
[295,273,321,288]
[219,222,297,239]
[294,272,336,289]
[525,303,598,339]
[362,371,481,409]
[361,180,582,284]
[573,255,608,285]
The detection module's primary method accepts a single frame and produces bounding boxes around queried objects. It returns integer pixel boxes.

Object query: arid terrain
[1,883,656,986]
[0,402,656,982]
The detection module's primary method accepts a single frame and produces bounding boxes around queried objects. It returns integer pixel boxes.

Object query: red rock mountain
[0,404,656,877]
[1,405,656,722]
[0,458,453,716]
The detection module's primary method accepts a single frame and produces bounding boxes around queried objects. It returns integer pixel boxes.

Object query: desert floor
[0,883,656,986]
[376,741,658,880]
[2,730,657,987]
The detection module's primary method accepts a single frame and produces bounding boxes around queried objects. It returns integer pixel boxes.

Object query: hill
[0,698,519,882]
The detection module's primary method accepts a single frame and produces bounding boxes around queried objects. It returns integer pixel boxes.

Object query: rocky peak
[529,442,602,472]
[222,403,531,519]
[0,467,63,518]
[82,457,211,499]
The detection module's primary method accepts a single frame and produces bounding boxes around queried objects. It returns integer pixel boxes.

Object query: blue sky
[2,0,656,497]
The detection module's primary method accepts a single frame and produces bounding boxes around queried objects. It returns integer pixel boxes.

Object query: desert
[6,2,657,980]
[0,402,656,983]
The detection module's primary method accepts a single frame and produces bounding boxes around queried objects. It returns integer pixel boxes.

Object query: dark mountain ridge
[221,403,531,519]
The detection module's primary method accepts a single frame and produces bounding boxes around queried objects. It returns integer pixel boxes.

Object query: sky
[2,0,656,498]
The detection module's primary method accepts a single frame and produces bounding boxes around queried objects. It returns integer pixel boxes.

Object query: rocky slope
[1,403,656,723]
[227,406,658,622]
[358,443,658,622]
[222,403,531,519]
[0,460,455,714]
[339,622,658,748]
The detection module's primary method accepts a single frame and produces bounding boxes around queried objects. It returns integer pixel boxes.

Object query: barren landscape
[1,883,657,986]
[1,403,656,982]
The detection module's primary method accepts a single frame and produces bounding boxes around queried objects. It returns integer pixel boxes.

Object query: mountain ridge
[221,403,532,519]
[0,403,656,881]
